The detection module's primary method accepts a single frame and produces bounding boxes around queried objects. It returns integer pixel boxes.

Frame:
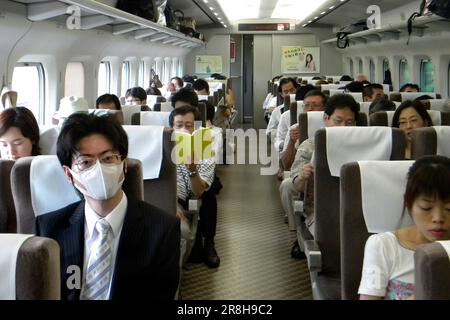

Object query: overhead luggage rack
[12,0,204,48]
[322,14,449,46]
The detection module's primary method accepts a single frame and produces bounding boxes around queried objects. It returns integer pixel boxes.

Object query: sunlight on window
[12,64,44,121]
[98,61,110,96]
[65,62,85,97]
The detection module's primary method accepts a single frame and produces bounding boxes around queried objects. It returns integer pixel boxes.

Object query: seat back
[0,234,60,300]
[370,110,450,127]
[289,101,303,126]
[11,155,143,233]
[89,109,124,124]
[123,126,176,215]
[411,126,450,159]
[340,160,414,300]
[0,160,16,232]
[415,241,450,300]
[121,105,150,124]
[314,127,406,279]
[401,92,436,101]
[131,111,171,127]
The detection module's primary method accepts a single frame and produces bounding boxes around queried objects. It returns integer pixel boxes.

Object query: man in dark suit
[35,113,180,300]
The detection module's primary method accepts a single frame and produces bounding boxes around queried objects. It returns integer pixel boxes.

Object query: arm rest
[305,240,322,273]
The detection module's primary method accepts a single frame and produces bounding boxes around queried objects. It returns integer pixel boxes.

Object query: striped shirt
[177,159,215,201]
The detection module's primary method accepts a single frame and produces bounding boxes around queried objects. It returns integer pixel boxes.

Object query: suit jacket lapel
[110,200,144,299]
[60,201,85,300]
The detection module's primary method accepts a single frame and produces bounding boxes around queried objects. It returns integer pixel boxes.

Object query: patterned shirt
[177,159,215,201]
[290,139,315,227]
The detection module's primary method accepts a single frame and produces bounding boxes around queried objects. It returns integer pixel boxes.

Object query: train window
[369,60,375,83]
[121,61,130,96]
[138,61,145,88]
[349,59,354,77]
[171,59,178,79]
[11,63,45,122]
[164,58,171,83]
[399,59,410,87]
[420,59,434,92]
[98,61,111,96]
[358,59,363,74]
[64,62,85,98]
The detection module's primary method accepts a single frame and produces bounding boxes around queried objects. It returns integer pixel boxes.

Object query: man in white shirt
[266,77,298,138]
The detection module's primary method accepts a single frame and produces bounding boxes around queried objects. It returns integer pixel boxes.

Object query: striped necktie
[82,219,113,300]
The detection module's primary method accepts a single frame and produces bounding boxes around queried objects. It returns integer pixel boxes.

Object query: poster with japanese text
[195,55,223,74]
[281,46,320,74]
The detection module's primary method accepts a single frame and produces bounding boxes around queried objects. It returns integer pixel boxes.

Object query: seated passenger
[192,78,210,96]
[363,83,385,102]
[171,88,199,109]
[295,84,315,101]
[171,76,184,92]
[125,86,147,106]
[280,94,358,256]
[339,75,353,82]
[0,106,40,160]
[359,155,450,300]
[343,81,364,93]
[169,106,220,268]
[53,96,89,126]
[280,90,327,168]
[96,94,121,110]
[369,97,396,115]
[391,100,432,159]
[266,77,298,137]
[35,113,180,300]
[400,83,420,93]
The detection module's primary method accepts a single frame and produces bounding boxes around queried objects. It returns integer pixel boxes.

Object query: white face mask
[69,160,124,200]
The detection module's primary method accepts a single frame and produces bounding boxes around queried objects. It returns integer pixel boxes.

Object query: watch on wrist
[188,170,198,177]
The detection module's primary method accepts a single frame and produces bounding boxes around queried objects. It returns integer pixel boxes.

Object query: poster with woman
[281,46,320,74]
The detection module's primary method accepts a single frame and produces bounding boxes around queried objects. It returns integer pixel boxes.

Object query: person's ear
[63,165,74,184]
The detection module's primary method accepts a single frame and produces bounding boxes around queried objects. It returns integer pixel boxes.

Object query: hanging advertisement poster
[195,55,222,74]
[281,46,320,74]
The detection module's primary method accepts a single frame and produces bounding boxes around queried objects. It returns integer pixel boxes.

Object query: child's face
[411,195,450,242]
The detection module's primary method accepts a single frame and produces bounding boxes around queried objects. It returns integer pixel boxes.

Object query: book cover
[172,127,214,164]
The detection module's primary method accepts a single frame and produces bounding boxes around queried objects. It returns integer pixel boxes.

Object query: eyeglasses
[330,117,355,126]
[72,152,122,171]
[398,118,420,127]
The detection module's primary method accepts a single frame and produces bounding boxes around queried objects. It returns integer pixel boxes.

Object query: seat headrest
[433,126,450,157]
[307,111,324,139]
[437,240,450,261]
[139,111,170,127]
[295,101,304,120]
[0,234,33,299]
[401,92,436,101]
[39,126,60,155]
[160,102,173,112]
[429,99,448,112]
[358,160,414,233]
[1,87,18,109]
[122,125,164,179]
[326,127,393,177]
[121,105,143,125]
[428,110,441,126]
[359,102,371,114]
[30,155,80,216]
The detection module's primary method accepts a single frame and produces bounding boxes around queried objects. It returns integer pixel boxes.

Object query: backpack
[164,4,179,30]
[336,19,368,49]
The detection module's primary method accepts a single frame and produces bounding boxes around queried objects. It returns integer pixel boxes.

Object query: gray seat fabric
[142,128,177,216]
[313,128,406,299]
[91,109,124,125]
[11,156,143,233]
[415,242,450,300]
[15,236,60,300]
[0,160,16,233]
[410,127,438,159]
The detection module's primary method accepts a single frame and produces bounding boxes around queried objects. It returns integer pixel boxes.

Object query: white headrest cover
[359,102,371,114]
[359,160,414,233]
[348,92,363,102]
[321,84,342,91]
[289,94,296,103]
[326,127,392,177]
[330,89,345,96]
[307,112,324,139]
[295,101,304,120]
[428,110,441,126]
[429,99,448,112]
[382,84,390,93]
[121,105,142,125]
[146,95,159,108]
[139,111,170,127]
[122,125,164,179]
[437,241,450,262]
[39,126,60,155]
[401,92,436,101]
[386,111,395,126]
[30,155,80,216]
[433,126,450,157]
[160,102,173,112]
[0,234,33,299]
[198,95,209,102]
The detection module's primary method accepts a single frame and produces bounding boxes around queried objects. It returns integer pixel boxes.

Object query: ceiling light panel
[217,0,261,20]
[271,0,328,20]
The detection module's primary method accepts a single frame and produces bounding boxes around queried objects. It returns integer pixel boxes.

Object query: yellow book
[172,127,214,165]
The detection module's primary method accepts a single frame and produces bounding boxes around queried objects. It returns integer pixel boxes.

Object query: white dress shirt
[266,104,284,137]
[80,192,127,300]
[275,110,291,152]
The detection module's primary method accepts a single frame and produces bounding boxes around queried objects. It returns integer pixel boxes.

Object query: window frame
[12,62,46,123]
[420,59,434,93]
[98,61,111,96]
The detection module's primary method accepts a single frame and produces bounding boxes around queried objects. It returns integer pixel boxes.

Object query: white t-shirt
[266,104,283,137]
[358,232,415,300]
